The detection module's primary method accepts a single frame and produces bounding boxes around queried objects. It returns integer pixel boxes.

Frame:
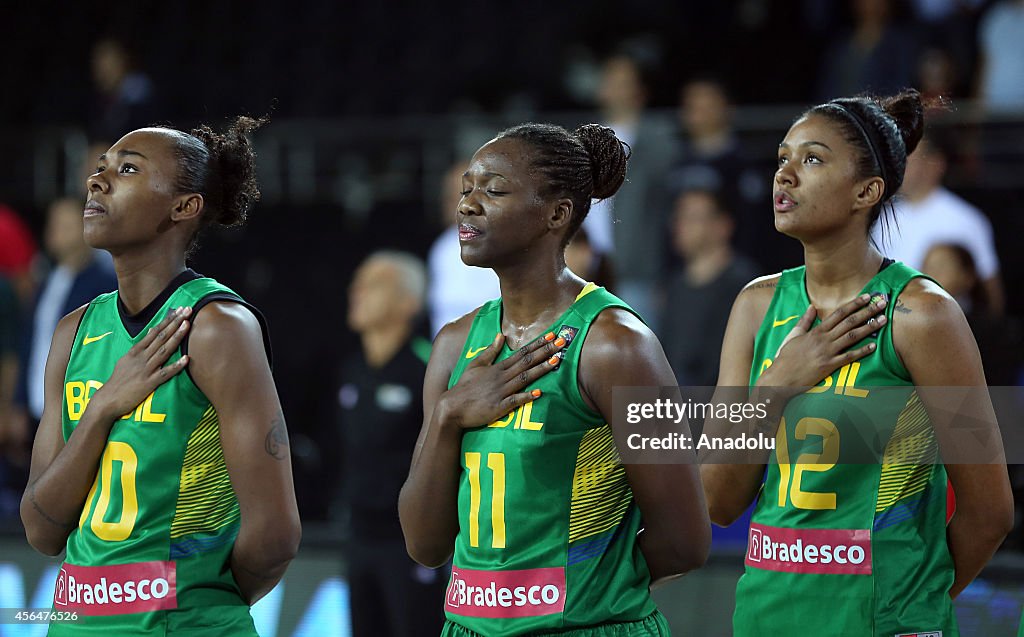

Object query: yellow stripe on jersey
[569,424,632,543]
[170,406,240,538]
[574,282,599,302]
[876,391,938,513]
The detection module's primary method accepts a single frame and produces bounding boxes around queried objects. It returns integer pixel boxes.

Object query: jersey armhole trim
[570,303,642,422]
[180,293,274,388]
[69,305,90,353]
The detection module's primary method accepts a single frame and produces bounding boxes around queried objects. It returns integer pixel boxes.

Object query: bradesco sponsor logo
[445,566,565,619]
[746,522,872,575]
[54,561,177,616]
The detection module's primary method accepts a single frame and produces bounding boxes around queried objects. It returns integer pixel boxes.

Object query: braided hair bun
[572,124,631,200]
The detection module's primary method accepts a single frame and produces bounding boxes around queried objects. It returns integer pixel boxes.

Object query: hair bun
[878,89,925,157]
[190,115,266,227]
[572,124,630,200]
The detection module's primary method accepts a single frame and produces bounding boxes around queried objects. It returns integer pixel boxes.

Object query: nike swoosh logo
[82,332,113,345]
[465,345,489,359]
[772,315,800,328]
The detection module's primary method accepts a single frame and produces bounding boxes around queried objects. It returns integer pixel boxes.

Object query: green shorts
[441,609,670,636]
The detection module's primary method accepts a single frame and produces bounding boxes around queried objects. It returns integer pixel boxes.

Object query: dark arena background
[2,1,1023,635]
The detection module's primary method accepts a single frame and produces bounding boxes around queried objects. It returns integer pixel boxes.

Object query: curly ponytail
[164,115,266,255]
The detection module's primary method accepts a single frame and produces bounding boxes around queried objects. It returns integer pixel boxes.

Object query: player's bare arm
[580,307,711,584]
[188,301,301,605]
[892,278,1013,598]
[699,277,777,526]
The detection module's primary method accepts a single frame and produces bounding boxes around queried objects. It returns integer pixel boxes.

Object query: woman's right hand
[759,293,887,394]
[90,306,193,421]
[436,332,565,430]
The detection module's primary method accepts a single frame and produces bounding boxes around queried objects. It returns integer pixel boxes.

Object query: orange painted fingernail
[554,337,566,347]
[544,332,555,341]
[531,389,542,398]
[548,356,560,365]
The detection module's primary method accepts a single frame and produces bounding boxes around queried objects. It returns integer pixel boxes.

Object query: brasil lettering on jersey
[745,523,872,575]
[445,567,565,619]
[54,561,177,615]
[65,379,167,423]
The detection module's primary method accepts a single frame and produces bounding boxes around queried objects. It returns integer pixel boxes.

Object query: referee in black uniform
[338,251,445,637]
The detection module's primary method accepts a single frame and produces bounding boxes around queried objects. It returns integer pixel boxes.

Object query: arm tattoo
[747,281,777,291]
[895,300,912,314]
[264,412,290,461]
[29,484,76,529]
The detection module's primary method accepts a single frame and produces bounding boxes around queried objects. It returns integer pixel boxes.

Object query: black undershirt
[113,268,272,368]
[117,269,202,338]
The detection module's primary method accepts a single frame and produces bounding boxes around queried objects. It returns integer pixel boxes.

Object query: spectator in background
[916,46,959,102]
[564,227,616,291]
[668,76,776,269]
[921,243,1021,386]
[337,251,446,637]
[873,130,1005,313]
[0,276,16,422]
[817,0,920,101]
[13,199,117,446]
[976,0,1024,111]
[909,0,985,98]
[0,276,19,519]
[89,38,157,145]
[0,203,38,304]
[427,161,500,336]
[661,188,758,387]
[591,48,677,330]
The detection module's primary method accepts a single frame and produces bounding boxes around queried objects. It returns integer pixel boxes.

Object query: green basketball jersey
[49,275,262,636]
[733,263,956,637]
[443,283,658,637]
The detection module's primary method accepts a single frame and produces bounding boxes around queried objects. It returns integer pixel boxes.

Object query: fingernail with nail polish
[544,332,555,342]
[548,356,560,365]
[554,337,566,347]
[531,389,542,398]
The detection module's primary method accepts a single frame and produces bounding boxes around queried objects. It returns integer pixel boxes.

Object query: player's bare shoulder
[733,273,782,329]
[430,306,484,376]
[582,307,661,370]
[891,277,968,356]
[738,273,782,301]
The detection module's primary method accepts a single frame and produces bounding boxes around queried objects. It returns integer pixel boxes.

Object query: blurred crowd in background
[1,0,1023,553]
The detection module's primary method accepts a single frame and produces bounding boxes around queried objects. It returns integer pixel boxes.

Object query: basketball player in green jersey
[400,123,712,637]
[701,90,1013,636]
[20,117,301,635]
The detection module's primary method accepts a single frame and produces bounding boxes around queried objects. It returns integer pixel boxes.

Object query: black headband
[831,102,891,194]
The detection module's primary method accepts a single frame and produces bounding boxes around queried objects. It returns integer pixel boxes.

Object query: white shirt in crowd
[874,187,1000,279]
[27,266,74,419]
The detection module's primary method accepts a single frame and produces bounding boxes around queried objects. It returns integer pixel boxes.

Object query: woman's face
[84,129,183,253]
[457,137,554,268]
[772,114,877,241]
